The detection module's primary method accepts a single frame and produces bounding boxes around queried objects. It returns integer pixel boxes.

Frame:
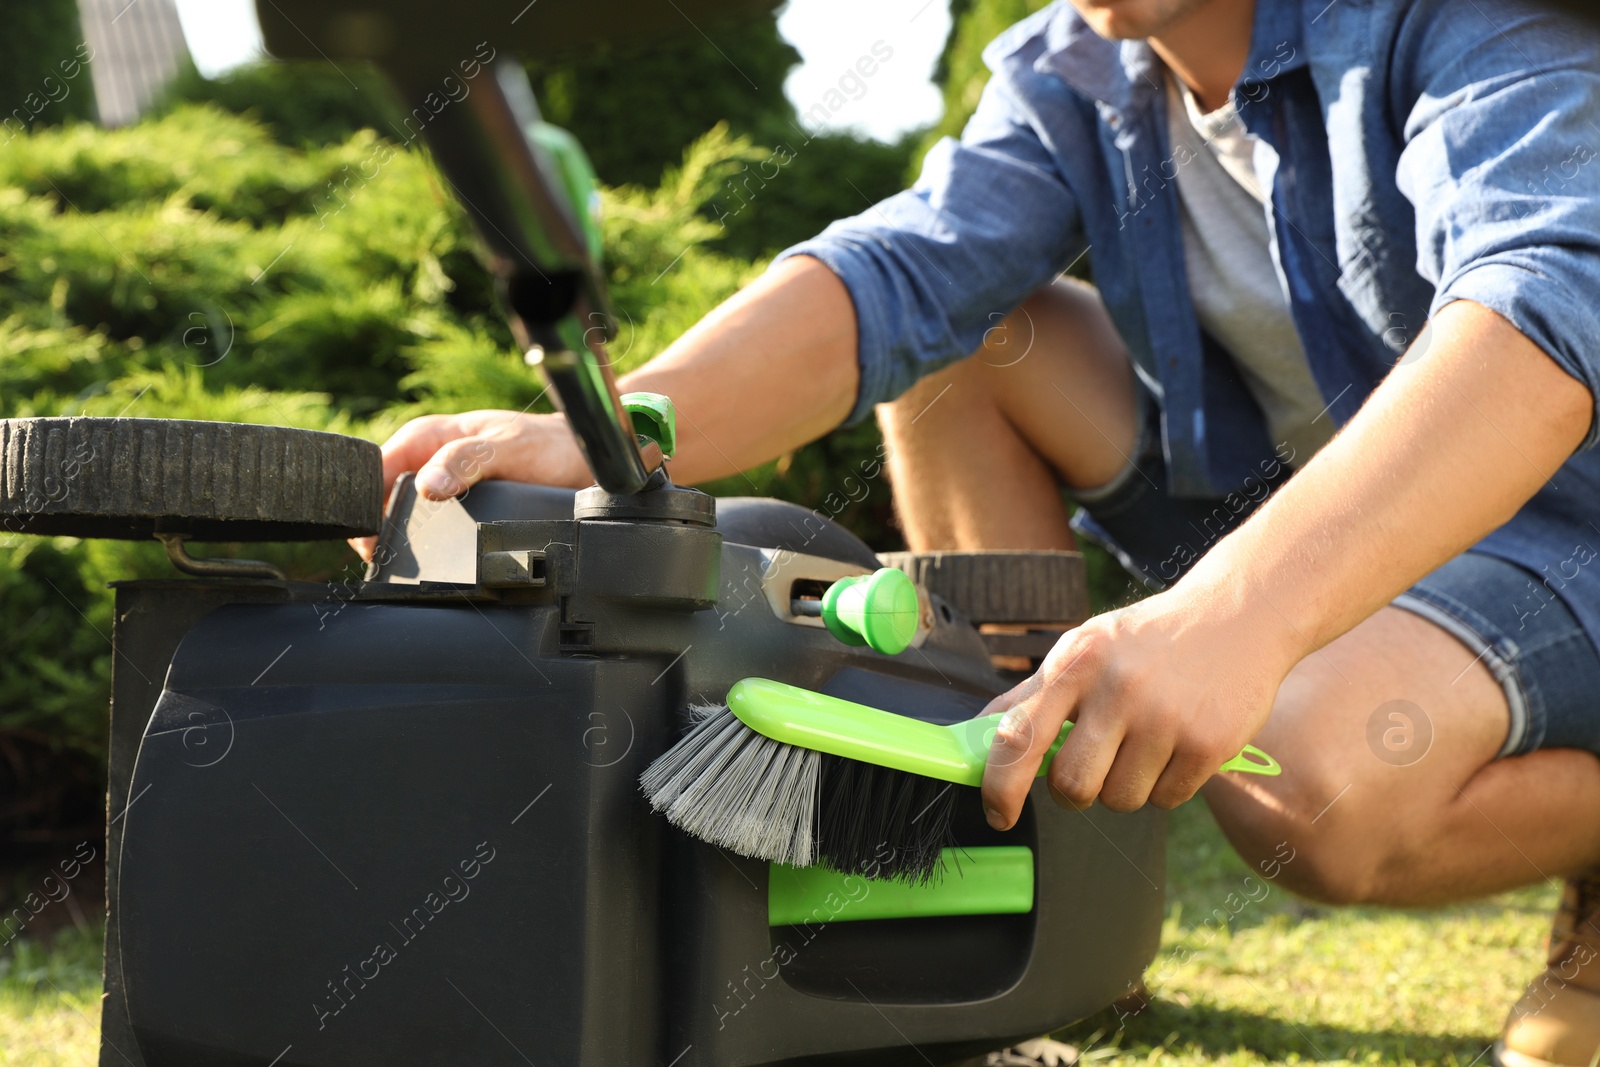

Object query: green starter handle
[726,677,1281,790]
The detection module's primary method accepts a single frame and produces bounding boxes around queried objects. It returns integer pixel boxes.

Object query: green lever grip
[620,392,676,458]
[820,568,920,655]
[726,678,1282,788]
[525,121,603,263]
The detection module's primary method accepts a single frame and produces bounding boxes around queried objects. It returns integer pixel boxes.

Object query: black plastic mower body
[99,483,1164,1067]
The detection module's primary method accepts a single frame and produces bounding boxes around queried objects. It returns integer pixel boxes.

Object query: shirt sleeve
[1394,0,1600,448]
[775,72,1088,426]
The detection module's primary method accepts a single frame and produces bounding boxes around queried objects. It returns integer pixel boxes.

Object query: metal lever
[527,339,661,488]
[383,57,653,494]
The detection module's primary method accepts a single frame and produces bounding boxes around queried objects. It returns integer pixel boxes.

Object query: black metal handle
[385,58,651,494]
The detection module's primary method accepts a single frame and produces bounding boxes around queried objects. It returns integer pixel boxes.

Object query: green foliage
[0,923,104,1065]
[154,59,400,148]
[156,44,917,263]
[0,109,508,420]
[528,18,802,189]
[527,17,920,260]
[0,537,111,758]
[0,0,95,134]
[912,0,1052,176]
[599,123,765,362]
[710,130,921,261]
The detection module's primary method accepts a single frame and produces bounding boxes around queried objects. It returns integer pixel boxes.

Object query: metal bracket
[480,548,548,588]
[156,534,286,581]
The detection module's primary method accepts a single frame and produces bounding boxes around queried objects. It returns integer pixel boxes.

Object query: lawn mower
[0,2,1164,1063]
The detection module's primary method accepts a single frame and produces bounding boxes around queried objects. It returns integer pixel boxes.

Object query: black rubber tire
[0,418,383,541]
[878,549,1089,626]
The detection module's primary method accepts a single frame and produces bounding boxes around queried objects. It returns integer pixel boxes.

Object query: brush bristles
[640,705,969,884]
[815,754,961,885]
[640,703,820,867]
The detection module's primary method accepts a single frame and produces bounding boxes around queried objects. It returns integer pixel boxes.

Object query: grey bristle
[639,704,819,867]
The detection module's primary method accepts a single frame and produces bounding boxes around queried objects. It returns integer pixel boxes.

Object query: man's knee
[1205,692,1421,907]
[881,277,1115,421]
[1210,787,1396,906]
[879,357,989,430]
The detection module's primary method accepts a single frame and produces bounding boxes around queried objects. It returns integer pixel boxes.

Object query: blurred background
[0,4,1558,1065]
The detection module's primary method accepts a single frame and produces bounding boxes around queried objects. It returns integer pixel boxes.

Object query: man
[367,0,1600,1062]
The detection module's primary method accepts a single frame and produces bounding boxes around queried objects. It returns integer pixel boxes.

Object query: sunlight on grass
[0,925,103,1066]
[1055,804,1557,1066]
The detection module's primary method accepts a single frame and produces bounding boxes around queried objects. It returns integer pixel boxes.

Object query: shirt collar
[1035,0,1308,117]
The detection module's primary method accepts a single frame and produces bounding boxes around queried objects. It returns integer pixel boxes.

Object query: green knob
[621,392,677,457]
[821,568,920,655]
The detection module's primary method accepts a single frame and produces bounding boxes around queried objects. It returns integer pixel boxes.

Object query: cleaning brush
[640,678,1280,885]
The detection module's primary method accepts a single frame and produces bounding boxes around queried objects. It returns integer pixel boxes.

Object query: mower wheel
[0,418,382,541]
[878,550,1089,627]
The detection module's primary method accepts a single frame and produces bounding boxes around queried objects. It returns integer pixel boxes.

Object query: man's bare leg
[877,277,1139,554]
[1205,606,1600,906]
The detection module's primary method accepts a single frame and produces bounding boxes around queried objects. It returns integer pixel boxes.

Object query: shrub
[0,0,96,134]
[912,0,1053,177]
[527,19,802,189]
[154,60,399,149]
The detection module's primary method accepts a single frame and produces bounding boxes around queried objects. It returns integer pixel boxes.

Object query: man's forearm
[1184,300,1594,662]
[619,255,860,485]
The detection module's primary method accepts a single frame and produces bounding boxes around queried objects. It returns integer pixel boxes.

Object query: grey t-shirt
[1165,73,1335,463]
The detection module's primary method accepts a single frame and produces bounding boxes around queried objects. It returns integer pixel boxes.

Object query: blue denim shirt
[779,0,1600,646]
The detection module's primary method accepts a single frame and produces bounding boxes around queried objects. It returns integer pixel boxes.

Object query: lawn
[0,925,103,1066]
[1051,804,1555,1067]
[0,804,1554,1066]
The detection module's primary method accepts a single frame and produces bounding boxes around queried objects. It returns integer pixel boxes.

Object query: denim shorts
[1069,403,1600,758]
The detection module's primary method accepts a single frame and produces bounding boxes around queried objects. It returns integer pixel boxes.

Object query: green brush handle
[726,678,1281,789]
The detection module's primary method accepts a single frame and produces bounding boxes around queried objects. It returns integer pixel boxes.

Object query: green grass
[0,924,102,1066]
[0,806,1555,1065]
[1052,804,1557,1066]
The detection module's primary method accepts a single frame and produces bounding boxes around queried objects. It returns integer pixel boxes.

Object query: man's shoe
[984,1037,1079,1066]
[1496,868,1600,1067]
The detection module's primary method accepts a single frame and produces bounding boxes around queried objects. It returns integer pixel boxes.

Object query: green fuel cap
[821,567,919,655]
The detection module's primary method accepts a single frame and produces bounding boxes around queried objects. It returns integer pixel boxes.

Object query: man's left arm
[980,1,1600,824]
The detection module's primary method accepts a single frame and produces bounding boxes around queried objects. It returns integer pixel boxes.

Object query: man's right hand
[350,256,862,562]
[350,410,590,561]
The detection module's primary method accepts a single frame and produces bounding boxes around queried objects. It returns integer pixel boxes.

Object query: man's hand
[349,410,589,560]
[980,580,1302,826]
[351,256,863,562]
